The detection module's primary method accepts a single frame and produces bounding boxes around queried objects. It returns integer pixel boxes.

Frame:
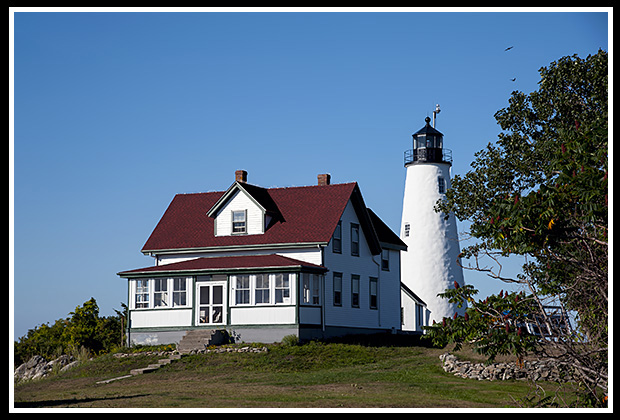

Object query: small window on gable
[232,210,247,234]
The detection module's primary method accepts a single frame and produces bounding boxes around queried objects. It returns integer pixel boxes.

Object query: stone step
[177,329,231,352]
[130,366,159,375]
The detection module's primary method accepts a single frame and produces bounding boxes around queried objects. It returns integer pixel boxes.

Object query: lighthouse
[400,113,465,329]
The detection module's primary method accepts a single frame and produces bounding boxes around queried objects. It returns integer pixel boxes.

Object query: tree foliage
[432,50,608,403]
[14,298,127,367]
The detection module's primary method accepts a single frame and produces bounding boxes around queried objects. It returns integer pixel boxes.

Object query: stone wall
[439,353,577,382]
[14,355,78,381]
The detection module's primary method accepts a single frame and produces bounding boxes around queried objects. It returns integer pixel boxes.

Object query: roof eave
[141,241,329,256]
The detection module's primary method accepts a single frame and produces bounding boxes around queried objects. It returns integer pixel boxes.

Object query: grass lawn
[13,339,573,409]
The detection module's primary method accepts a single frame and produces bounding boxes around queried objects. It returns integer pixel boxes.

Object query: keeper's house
[118,171,408,345]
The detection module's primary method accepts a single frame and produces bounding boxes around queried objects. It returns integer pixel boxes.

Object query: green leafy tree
[432,50,607,404]
[14,298,128,366]
[64,297,101,353]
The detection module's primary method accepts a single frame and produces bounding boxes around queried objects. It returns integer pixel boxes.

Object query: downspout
[319,244,326,333]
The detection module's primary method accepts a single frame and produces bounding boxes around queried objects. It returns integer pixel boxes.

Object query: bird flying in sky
[510,78,517,81]
[505,46,514,51]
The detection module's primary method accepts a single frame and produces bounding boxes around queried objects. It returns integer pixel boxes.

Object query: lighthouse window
[438,177,446,194]
[404,223,410,237]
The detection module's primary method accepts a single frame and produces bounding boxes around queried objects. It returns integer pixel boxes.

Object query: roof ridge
[172,181,357,196]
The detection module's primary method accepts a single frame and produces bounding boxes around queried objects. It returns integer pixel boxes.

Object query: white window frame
[234,274,251,305]
[153,278,169,307]
[173,278,187,306]
[274,273,291,304]
[232,210,247,234]
[135,279,150,309]
[254,274,270,305]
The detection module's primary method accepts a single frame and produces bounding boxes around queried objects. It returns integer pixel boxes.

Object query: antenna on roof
[432,104,441,129]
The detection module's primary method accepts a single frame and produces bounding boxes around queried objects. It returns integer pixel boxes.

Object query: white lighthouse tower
[400,112,465,329]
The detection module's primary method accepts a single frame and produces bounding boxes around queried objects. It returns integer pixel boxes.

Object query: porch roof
[118,254,327,277]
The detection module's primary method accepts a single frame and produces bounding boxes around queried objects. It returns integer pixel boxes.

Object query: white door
[196,282,227,325]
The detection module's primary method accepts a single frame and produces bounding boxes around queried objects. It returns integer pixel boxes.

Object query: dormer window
[232,210,247,234]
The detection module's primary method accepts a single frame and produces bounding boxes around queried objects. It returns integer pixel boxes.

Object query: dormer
[206,170,282,236]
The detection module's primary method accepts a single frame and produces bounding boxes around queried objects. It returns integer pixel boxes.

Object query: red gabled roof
[118,254,327,277]
[141,182,370,253]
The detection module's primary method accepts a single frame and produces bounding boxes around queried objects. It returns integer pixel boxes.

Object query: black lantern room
[404,116,452,166]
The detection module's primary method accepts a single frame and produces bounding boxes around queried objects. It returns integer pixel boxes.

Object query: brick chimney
[317,173,331,186]
[235,170,248,183]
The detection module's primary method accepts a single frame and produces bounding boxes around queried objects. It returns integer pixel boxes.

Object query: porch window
[255,274,270,304]
[153,278,169,307]
[235,275,251,305]
[231,273,294,306]
[173,278,187,306]
[131,277,191,310]
[275,273,291,304]
[135,279,149,309]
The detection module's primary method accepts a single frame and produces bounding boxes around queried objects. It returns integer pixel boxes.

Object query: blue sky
[10,9,609,338]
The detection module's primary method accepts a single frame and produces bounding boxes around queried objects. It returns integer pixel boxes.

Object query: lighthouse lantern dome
[405,116,452,165]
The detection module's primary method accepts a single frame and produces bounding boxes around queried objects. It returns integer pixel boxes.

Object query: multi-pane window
[173,278,187,306]
[133,277,189,309]
[235,275,251,305]
[153,278,169,307]
[351,274,360,308]
[232,273,293,306]
[135,279,149,309]
[275,274,291,304]
[232,210,247,234]
[333,272,342,306]
[254,274,270,304]
[351,223,360,256]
